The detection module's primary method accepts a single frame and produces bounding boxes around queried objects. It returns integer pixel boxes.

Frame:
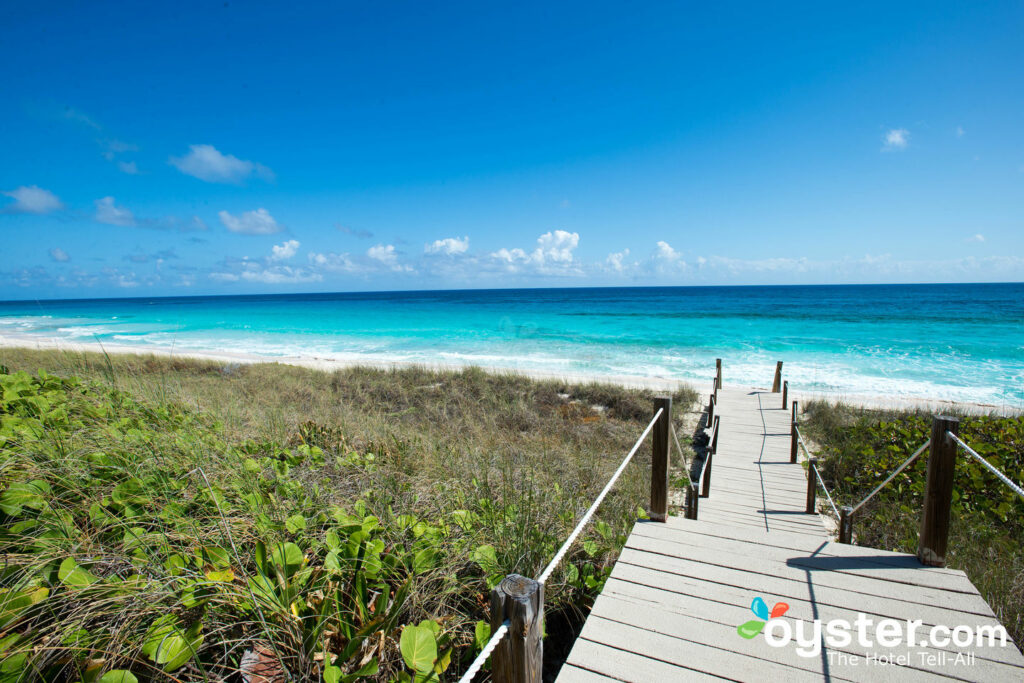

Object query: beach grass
[0,347,697,682]
[802,401,1024,648]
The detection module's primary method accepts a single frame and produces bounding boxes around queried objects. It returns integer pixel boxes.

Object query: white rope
[536,408,664,585]
[669,423,693,484]
[850,440,930,514]
[457,620,510,683]
[949,432,1024,502]
[810,461,841,519]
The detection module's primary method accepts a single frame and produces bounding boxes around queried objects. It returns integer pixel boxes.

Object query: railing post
[917,415,960,567]
[772,361,783,392]
[715,358,722,390]
[650,397,671,523]
[805,457,818,514]
[782,381,788,410]
[790,400,799,464]
[710,415,719,455]
[491,575,543,683]
[838,506,853,544]
[685,483,699,519]
[707,393,715,424]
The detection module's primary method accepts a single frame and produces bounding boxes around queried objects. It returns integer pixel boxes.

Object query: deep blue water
[1,284,1022,406]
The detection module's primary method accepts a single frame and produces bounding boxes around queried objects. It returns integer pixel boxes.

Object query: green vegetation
[802,402,1024,647]
[0,348,696,682]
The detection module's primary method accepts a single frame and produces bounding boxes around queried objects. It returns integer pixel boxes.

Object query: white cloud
[94,196,136,226]
[490,230,582,275]
[270,239,300,261]
[170,144,274,184]
[118,160,140,175]
[967,233,985,243]
[534,230,579,263]
[605,249,630,273]
[239,267,321,284]
[655,241,680,262]
[425,236,469,255]
[218,208,281,235]
[309,251,359,273]
[49,247,70,262]
[2,185,64,214]
[368,244,397,264]
[883,128,909,150]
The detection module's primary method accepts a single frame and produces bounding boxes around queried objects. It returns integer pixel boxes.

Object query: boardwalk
[558,389,1024,682]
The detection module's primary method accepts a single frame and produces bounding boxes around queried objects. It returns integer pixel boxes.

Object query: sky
[2,1,1023,299]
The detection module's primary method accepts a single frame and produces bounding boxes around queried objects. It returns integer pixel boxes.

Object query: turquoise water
[1,284,1022,406]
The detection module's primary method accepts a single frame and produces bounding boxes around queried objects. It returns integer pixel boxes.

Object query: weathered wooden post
[685,482,699,519]
[711,415,720,454]
[790,401,799,464]
[772,361,783,392]
[650,397,671,523]
[805,457,818,514]
[782,381,788,410]
[918,416,960,567]
[838,506,853,544]
[708,393,716,424]
[491,575,543,683]
[715,358,722,390]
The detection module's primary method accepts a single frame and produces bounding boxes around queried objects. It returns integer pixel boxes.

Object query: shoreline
[1,332,1020,416]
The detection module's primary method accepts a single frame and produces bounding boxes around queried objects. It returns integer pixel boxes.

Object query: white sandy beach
[1,332,1019,416]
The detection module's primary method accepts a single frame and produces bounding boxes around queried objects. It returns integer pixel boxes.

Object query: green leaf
[323,664,341,683]
[142,615,203,672]
[474,621,491,650]
[58,558,100,588]
[737,619,765,639]
[99,671,139,683]
[400,624,438,673]
[341,659,379,682]
[0,480,50,516]
[0,587,48,629]
[285,514,307,534]
[270,542,304,578]
[412,548,439,574]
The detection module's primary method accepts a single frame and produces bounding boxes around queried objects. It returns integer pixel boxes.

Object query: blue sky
[2,1,1022,299]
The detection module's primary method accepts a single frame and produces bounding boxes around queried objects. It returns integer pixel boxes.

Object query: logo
[737,596,789,639]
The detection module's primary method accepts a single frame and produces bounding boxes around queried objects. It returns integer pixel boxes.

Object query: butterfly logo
[737,596,789,639]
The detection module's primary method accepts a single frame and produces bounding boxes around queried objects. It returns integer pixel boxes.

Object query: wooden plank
[600,580,1024,678]
[617,545,997,621]
[581,614,828,682]
[553,665,618,682]
[564,637,719,682]
[636,523,979,593]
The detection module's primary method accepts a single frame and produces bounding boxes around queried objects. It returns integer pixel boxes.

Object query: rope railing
[536,407,663,585]
[809,459,841,519]
[459,406,665,682]
[669,422,693,483]
[850,440,930,514]
[457,620,510,683]
[949,432,1024,502]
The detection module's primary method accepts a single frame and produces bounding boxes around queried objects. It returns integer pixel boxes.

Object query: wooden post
[838,506,853,544]
[650,397,671,523]
[715,359,722,390]
[772,361,783,392]
[790,401,799,464]
[491,575,543,683]
[782,381,788,410]
[710,415,720,455]
[805,457,818,514]
[917,416,960,567]
[685,483,699,519]
[700,451,713,499]
[707,393,715,424]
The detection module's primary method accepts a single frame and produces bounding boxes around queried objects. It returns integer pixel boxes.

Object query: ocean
[1,283,1022,407]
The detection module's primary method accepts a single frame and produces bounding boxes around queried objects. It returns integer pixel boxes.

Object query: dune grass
[0,347,697,682]
[801,401,1024,648]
